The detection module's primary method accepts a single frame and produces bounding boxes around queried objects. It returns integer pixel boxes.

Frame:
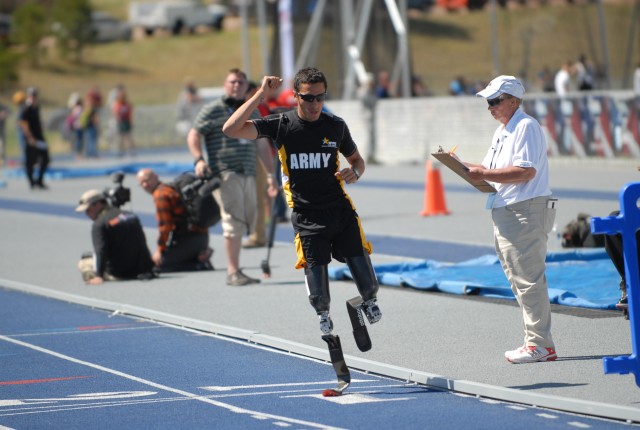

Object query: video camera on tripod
[104,171,131,208]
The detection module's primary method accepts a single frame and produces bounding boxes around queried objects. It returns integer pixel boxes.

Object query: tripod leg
[261,189,280,277]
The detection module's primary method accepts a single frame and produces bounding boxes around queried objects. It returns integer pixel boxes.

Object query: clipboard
[431,147,497,193]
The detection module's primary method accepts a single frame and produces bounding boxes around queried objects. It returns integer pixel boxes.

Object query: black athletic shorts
[292,205,366,268]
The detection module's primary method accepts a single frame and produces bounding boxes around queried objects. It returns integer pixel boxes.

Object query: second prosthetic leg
[346,253,382,324]
[345,254,382,352]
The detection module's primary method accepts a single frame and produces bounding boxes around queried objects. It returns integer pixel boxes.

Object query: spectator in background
[602,209,634,314]
[449,75,468,96]
[537,66,555,93]
[12,90,27,165]
[18,87,50,190]
[87,85,103,110]
[176,77,204,138]
[66,92,85,160]
[575,54,595,91]
[633,62,640,95]
[411,74,431,97]
[106,83,125,148]
[82,91,101,158]
[554,61,574,97]
[112,88,135,157]
[180,77,202,106]
[0,101,10,167]
[375,70,392,98]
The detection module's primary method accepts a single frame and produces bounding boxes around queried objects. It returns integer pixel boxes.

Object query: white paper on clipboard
[430,148,497,193]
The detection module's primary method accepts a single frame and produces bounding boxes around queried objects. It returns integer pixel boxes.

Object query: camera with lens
[104,171,131,208]
[180,174,220,200]
[171,172,221,229]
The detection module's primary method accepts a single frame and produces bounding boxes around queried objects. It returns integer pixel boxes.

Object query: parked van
[128,1,227,36]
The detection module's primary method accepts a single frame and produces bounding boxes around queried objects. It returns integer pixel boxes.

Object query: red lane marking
[0,376,90,386]
[76,324,131,331]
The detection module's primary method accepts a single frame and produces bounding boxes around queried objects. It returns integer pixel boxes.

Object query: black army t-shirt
[253,110,357,210]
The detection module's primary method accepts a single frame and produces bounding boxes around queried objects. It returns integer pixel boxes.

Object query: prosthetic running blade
[346,297,372,352]
[321,334,351,396]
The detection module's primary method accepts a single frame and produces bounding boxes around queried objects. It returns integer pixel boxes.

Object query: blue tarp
[329,249,621,310]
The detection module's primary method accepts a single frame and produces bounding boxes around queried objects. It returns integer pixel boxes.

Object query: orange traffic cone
[420,160,450,216]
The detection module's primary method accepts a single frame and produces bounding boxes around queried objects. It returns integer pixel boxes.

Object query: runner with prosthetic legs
[222,67,382,396]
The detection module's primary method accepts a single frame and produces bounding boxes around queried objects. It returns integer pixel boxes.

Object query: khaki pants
[492,196,556,349]
[213,172,257,238]
[78,256,119,282]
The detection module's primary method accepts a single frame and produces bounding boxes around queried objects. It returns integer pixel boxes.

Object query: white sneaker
[505,345,557,363]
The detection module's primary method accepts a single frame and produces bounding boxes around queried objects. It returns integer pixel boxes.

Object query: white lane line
[506,405,527,411]
[9,325,164,338]
[201,379,376,391]
[281,393,415,404]
[0,395,185,417]
[0,334,346,430]
[567,422,591,428]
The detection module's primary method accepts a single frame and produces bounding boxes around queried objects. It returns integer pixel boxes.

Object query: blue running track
[0,287,632,429]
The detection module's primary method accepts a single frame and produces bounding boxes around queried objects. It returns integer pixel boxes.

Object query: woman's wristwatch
[194,156,205,167]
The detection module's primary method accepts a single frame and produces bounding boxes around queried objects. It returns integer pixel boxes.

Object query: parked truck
[128,1,227,36]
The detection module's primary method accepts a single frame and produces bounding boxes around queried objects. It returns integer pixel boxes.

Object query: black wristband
[194,156,205,166]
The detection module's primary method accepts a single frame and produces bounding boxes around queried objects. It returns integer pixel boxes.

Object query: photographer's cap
[476,75,525,99]
[75,189,105,212]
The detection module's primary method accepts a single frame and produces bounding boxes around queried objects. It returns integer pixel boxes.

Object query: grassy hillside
[6,1,637,107]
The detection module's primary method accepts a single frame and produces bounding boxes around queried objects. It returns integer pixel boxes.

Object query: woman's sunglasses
[296,92,327,103]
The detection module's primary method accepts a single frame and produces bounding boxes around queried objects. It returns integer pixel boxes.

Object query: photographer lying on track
[136,168,214,273]
[76,189,155,285]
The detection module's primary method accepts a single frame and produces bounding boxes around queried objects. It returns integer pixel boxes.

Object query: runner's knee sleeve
[305,265,331,314]
[346,254,379,301]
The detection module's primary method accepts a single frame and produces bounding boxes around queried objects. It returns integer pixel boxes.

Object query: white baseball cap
[476,75,525,99]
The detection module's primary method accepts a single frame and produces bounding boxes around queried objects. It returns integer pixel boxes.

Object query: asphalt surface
[1,148,640,423]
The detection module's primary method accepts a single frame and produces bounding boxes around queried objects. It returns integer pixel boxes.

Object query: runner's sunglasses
[296,92,327,103]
